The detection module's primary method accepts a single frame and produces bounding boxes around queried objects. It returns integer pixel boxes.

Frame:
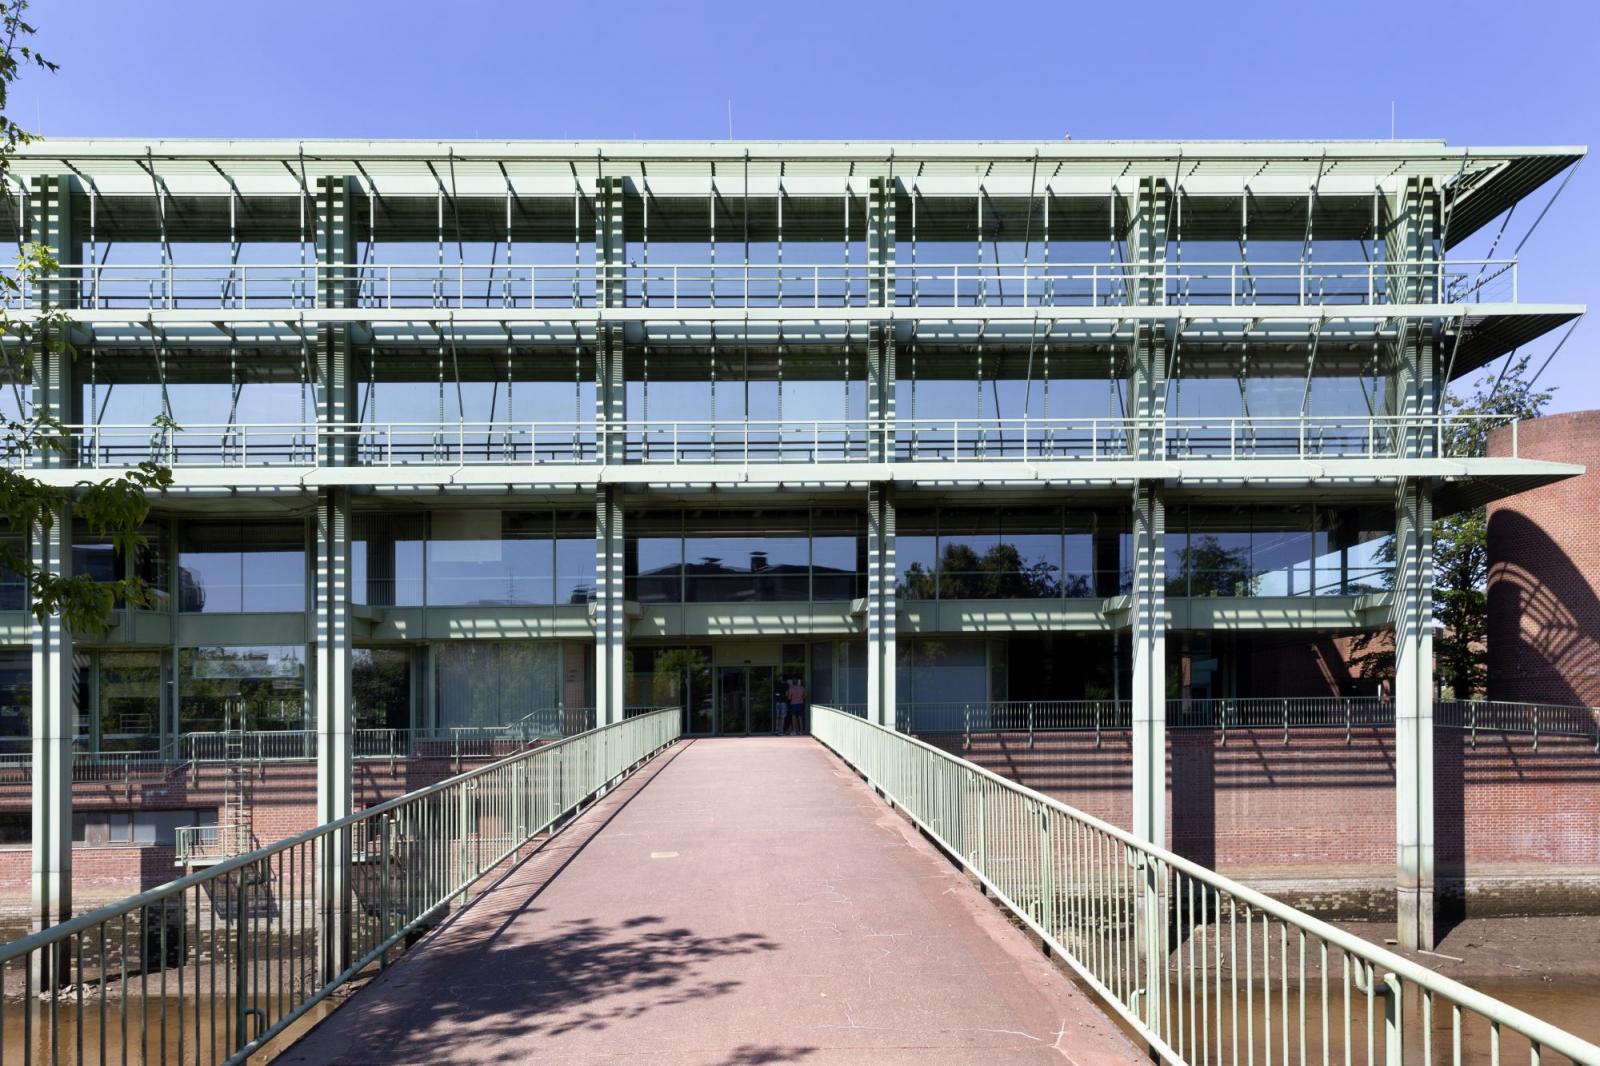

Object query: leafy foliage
[899,542,1071,600]
[1350,352,1555,696]
[0,0,172,635]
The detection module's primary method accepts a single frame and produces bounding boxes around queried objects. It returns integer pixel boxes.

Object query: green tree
[1167,535,1254,597]
[899,542,1062,600]
[0,1,170,634]
[1350,352,1554,696]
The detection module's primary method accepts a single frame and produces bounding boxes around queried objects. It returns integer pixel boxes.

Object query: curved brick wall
[1487,410,1600,706]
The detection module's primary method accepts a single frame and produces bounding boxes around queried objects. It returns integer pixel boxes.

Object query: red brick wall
[0,755,501,913]
[927,726,1600,915]
[1487,410,1600,706]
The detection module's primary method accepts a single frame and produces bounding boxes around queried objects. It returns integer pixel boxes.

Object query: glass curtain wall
[354,510,594,608]
[177,521,305,613]
[353,648,411,731]
[1164,504,1395,597]
[625,509,866,604]
[897,506,1129,600]
[178,645,307,733]
[434,640,562,730]
[96,651,163,753]
[0,650,29,760]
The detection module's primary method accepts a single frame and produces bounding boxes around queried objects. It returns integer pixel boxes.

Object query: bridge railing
[0,707,682,1065]
[810,704,1600,1066]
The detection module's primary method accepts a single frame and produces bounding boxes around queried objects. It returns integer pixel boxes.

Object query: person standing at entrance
[786,678,807,735]
[773,683,789,734]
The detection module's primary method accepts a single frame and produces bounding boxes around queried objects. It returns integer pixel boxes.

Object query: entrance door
[716,665,779,735]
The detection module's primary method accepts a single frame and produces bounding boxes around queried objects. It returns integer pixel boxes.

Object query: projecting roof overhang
[1444,309,1582,377]
[11,138,1583,247]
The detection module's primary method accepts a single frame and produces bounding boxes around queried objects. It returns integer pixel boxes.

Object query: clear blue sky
[17,0,1598,413]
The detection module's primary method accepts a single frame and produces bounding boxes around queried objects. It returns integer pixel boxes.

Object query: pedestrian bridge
[3,708,1597,1066]
[282,736,1133,1064]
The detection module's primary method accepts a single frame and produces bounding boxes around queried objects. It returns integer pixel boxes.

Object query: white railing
[810,704,1600,1066]
[2,258,1519,312]
[9,413,1520,471]
[173,823,249,865]
[0,709,683,1065]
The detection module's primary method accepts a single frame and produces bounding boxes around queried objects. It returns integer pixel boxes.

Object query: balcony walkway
[281,736,1138,1065]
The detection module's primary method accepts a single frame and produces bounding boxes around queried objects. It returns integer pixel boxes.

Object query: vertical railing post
[234,862,253,1055]
[1382,973,1403,1066]
[975,770,987,879]
[1038,800,1053,936]
[379,815,391,969]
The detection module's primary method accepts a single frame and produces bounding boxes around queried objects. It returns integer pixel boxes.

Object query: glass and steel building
[2,139,1584,943]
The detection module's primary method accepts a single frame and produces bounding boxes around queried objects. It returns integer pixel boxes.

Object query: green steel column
[316,176,357,466]
[594,486,626,725]
[866,485,897,729]
[29,511,73,985]
[1388,177,1440,458]
[867,175,896,461]
[593,175,628,724]
[1127,176,1168,458]
[595,175,626,463]
[315,489,354,980]
[1130,480,1166,1038]
[1127,176,1169,845]
[865,176,898,728]
[27,175,79,988]
[1394,480,1435,951]
[1388,177,1440,951]
[1130,483,1167,841]
[311,177,358,978]
[1125,179,1170,1036]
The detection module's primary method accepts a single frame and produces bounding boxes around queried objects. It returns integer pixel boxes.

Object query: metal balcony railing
[0,708,683,1065]
[899,697,1599,751]
[1438,699,1600,750]
[173,822,250,865]
[14,413,1523,472]
[900,700,1130,737]
[810,705,1600,1066]
[2,258,1519,312]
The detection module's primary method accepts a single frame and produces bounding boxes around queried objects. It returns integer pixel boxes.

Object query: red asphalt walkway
[282,737,1138,1065]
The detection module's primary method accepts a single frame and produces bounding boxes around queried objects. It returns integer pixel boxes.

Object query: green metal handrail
[0,707,682,1065]
[810,704,1600,1066]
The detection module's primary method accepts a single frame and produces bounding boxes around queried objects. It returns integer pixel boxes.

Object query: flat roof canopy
[11,138,1584,249]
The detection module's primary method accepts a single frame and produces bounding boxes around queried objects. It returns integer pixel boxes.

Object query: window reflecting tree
[1168,536,1256,597]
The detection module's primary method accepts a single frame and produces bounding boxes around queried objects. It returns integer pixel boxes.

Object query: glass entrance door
[716,665,778,735]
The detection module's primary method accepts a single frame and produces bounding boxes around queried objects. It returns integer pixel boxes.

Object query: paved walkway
[283,738,1137,1065]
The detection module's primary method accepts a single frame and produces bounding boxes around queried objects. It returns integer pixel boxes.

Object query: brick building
[1488,410,1600,706]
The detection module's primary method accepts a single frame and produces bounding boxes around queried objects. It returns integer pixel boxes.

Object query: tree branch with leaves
[0,0,171,635]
